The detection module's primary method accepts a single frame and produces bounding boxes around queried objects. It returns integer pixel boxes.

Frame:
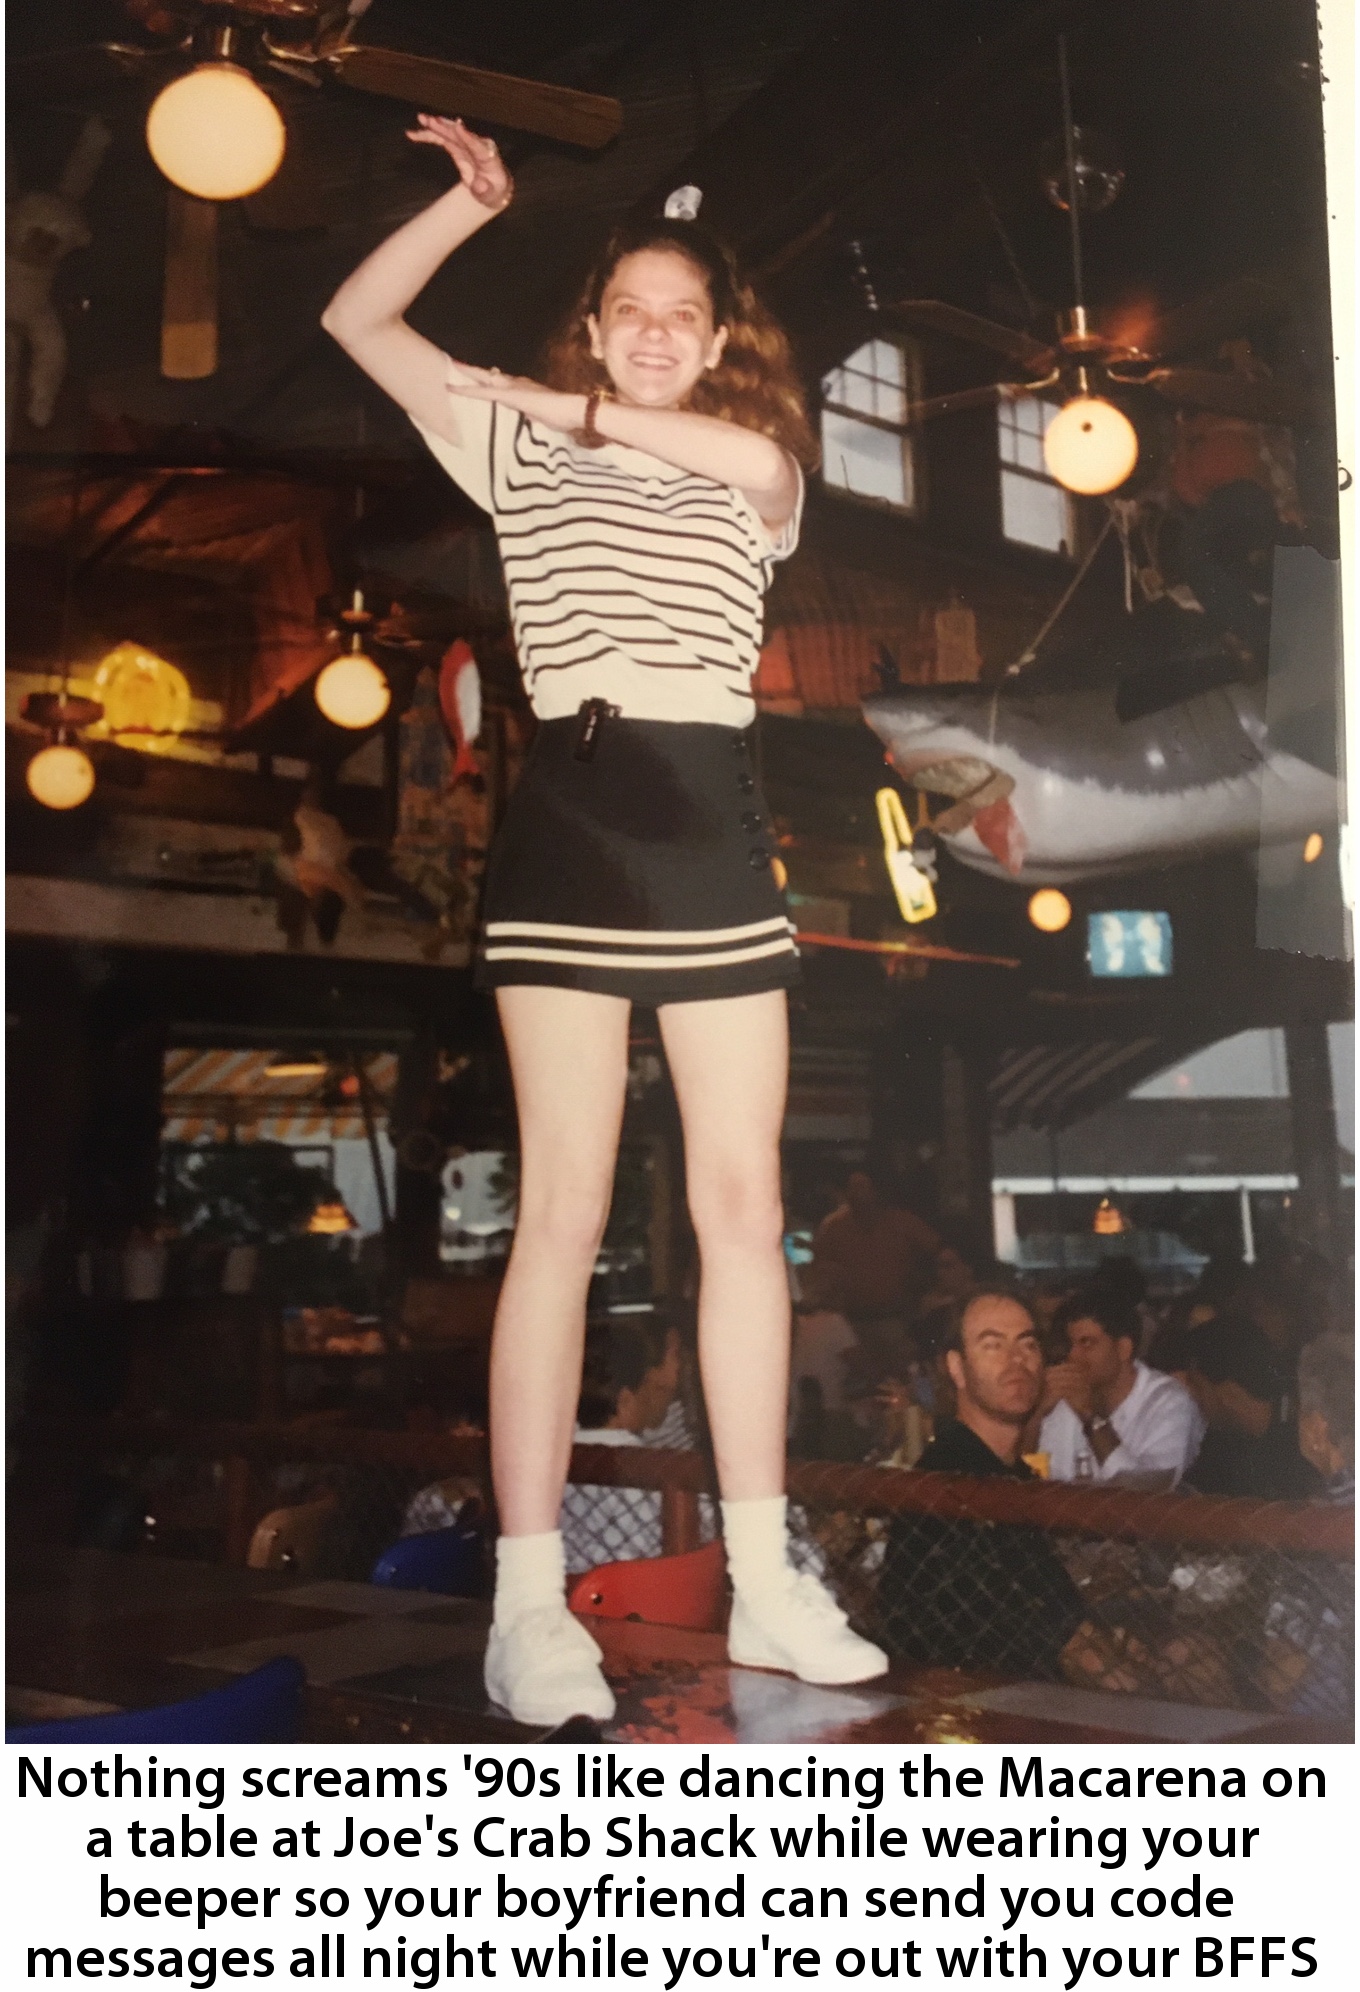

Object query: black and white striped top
[413,381,801,726]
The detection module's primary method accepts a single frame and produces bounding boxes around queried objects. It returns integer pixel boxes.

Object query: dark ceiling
[7,0,1335,473]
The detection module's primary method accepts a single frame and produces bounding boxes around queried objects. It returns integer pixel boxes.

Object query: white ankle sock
[720,1495,790,1594]
[493,1530,566,1628]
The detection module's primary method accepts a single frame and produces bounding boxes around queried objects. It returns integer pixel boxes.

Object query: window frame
[819,334,924,519]
[996,393,1079,560]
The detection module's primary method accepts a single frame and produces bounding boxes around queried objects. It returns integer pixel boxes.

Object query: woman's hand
[407,115,514,212]
[446,362,584,435]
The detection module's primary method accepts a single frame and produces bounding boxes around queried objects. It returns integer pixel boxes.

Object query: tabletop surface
[7,1550,1348,1747]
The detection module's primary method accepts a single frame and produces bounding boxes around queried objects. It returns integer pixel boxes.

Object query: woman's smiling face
[588,247,728,408]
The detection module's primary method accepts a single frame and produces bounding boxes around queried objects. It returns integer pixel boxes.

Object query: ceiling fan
[859,40,1309,493]
[12,1,623,383]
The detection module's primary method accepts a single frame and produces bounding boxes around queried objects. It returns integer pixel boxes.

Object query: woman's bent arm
[322,119,511,445]
[447,368,802,532]
[594,401,800,530]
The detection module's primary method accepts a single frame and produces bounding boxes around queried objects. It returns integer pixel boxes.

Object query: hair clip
[664,185,703,221]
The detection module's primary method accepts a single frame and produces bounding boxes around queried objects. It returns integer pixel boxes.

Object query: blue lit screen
[1087,911,1173,978]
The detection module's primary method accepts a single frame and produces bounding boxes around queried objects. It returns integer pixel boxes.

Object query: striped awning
[989,1038,1183,1132]
[161,1048,397,1143]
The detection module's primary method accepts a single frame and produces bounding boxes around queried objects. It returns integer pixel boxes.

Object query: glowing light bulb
[1303,832,1324,863]
[1043,395,1138,494]
[146,65,286,201]
[308,1200,357,1236]
[1028,888,1072,933]
[27,742,96,810]
[315,652,391,730]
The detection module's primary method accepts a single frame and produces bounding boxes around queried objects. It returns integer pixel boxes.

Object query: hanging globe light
[315,651,391,730]
[146,64,286,201]
[27,742,96,811]
[316,589,391,729]
[1028,888,1073,933]
[1043,394,1138,494]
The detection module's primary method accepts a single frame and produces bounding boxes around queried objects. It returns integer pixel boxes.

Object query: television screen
[1087,911,1173,978]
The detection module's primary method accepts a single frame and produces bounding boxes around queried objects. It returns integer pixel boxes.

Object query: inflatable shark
[862,676,1340,885]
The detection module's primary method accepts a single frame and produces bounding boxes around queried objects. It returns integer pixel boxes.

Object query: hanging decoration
[436,640,484,782]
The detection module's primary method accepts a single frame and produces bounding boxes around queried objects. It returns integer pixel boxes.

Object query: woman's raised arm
[321,117,512,445]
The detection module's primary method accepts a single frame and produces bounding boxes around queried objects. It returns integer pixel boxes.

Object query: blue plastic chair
[370,1524,484,1597]
[5,1657,304,1746]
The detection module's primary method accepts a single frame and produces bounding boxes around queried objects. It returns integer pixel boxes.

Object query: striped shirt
[412,380,801,726]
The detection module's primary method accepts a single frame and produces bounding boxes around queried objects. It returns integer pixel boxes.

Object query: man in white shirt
[1038,1290,1205,1486]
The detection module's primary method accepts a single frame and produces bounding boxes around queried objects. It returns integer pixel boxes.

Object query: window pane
[822,408,911,508]
[1001,467,1069,552]
[823,339,907,421]
[1001,396,1047,471]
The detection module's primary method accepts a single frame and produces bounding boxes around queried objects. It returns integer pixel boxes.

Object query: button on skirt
[476,713,800,1004]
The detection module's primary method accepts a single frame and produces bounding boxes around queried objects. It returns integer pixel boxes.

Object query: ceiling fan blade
[881,300,1055,374]
[161,190,218,381]
[328,44,622,149]
[1146,366,1310,425]
[1126,274,1290,362]
[6,42,153,100]
[905,382,1036,424]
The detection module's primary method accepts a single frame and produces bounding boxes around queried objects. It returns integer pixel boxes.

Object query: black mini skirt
[476,706,801,1004]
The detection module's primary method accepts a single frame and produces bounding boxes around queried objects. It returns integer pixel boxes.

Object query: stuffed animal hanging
[6,116,112,437]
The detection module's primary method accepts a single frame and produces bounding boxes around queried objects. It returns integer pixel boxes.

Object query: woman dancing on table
[324,115,887,1724]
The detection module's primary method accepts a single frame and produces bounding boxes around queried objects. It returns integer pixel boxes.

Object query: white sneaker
[728,1570,889,1685]
[484,1606,615,1725]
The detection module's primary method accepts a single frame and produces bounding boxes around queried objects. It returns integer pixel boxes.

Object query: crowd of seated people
[789,1168,1352,1506]
[778,1169,1353,1706]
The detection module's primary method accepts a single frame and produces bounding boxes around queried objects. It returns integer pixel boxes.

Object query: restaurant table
[7,1549,1348,1746]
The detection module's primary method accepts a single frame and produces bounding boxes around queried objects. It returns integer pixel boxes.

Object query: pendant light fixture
[1041,40,1139,497]
[145,20,286,203]
[26,724,98,811]
[315,589,391,730]
[1027,888,1073,933]
[23,476,102,810]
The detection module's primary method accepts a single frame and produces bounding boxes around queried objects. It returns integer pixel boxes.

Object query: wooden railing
[22,1417,1353,1564]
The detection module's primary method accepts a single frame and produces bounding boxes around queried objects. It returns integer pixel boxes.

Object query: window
[821,338,919,512]
[998,398,1074,554]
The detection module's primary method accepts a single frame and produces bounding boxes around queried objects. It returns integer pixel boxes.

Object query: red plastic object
[567,1540,728,1632]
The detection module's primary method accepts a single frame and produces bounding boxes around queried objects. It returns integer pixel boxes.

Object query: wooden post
[223,1455,255,1565]
[1284,1023,1343,1264]
[939,1038,995,1262]
[660,1486,702,1556]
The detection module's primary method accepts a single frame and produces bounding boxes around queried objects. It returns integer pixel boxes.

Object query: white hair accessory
[663,185,703,221]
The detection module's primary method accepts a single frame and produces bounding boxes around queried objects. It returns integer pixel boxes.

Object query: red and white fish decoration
[437,639,482,783]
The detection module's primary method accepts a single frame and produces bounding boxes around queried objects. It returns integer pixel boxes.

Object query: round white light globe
[1027,888,1073,933]
[1042,394,1139,495]
[315,653,391,730]
[146,65,286,202]
[27,743,96,811]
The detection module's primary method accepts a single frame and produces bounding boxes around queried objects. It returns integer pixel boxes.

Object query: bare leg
[490,985,631,1536]
[657,990,789,1500]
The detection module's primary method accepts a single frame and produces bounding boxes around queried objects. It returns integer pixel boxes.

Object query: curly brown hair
[543,216,819,470]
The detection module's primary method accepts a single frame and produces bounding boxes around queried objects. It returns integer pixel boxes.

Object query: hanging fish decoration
[437,639,483,783]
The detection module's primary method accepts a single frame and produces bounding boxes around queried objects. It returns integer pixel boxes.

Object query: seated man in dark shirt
[878,1289,1085,1676]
